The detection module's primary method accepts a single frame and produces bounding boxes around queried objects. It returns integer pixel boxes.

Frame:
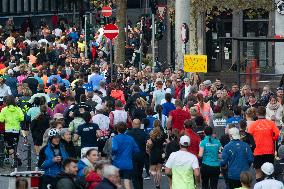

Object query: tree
[114,0,127,66]
[190,0,275,54]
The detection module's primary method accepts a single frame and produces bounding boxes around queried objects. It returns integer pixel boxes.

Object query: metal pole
[0,134,4,167]
[84,15,87,58]
[237,40,241,86]
[26,144,31,171]
[139,17,143,71]
[110,40,113,82]
[152,13,155,72]
[90,12,92,25]
[73,2,75,24]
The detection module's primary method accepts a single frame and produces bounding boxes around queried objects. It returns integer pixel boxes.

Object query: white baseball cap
[7,69,14,75]
[229,127,240,140]
[165,88,172,94]
[261,162,274,175]
[180,135,190,146]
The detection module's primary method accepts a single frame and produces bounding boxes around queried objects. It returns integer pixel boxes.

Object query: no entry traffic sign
[102,6,112,17]
[103,24,119,40]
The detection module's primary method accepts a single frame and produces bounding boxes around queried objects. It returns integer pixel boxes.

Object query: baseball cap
[53,113,64,119]
[155,78,163,84]
[261,162,274,175]
[229,127,240,140]
[7,69,14,75]
[180,135,190,146]
[203,80,212,86]
[165,88,172,94]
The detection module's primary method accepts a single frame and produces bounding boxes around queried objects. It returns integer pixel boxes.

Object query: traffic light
[150,0,158,14]
[155,21,164,40]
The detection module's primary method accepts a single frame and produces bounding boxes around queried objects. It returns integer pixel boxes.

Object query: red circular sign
[104,24,119,40]
[102,6,112,17]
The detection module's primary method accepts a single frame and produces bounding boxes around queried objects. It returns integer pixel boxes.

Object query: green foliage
[190,0,275,19]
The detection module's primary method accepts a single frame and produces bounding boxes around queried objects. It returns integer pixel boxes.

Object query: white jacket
[254,178,284,189]
[0,84,11,101]
[266,104,283,127]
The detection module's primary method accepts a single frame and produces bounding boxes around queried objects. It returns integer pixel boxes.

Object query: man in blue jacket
[38,128,69,189]
[112,122,140,189]
[221,127,254,189]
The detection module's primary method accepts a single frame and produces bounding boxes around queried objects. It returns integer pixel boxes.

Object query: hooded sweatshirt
[0,105,24,132]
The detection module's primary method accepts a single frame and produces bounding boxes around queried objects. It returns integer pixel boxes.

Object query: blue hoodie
[221,140,254,180]
[39,141,69,177]
[112,133,140,170]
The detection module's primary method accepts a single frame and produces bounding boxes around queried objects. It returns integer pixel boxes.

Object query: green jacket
[0,105,24,132]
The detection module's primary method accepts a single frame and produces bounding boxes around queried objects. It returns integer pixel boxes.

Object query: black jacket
[60,139,76,158]
[23,76,39,94]
[56,172,81,189]
[240,130,256,152]
[30,114,50,137]
[125,93,141,117]
[126,128,148,162]
[95,178,117,189]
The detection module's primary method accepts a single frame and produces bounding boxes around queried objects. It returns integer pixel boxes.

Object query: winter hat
[261,162,274,175]
[229,127,241,140]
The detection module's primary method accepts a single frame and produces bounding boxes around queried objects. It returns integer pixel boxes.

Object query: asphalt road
[0,134,228,189]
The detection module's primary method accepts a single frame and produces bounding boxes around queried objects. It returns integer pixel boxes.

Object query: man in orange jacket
[248,106,280,181]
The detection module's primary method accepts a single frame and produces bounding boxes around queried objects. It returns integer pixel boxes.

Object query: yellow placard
[184,55,207,73]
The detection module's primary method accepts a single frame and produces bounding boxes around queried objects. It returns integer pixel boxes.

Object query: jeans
[201,164,220,189]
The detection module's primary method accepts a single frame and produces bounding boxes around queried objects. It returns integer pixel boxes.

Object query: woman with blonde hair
[245,107,257,130]
[146,120,166,189]
[132,97,147,121]
[238,84,251,107]
[196,93,214,125]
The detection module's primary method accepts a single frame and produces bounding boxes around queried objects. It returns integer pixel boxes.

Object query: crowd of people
[0,17,283,189]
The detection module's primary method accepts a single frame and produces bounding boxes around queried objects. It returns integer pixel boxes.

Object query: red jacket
[169,108,191,132]
[248,118,280,156]
[184,128,200,157]
[85,171,102,189]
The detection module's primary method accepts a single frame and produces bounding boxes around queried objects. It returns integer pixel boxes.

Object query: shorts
[253,154,274,169]
[32,134,43,146]
[4,132,20,150]
[119,169,133,180]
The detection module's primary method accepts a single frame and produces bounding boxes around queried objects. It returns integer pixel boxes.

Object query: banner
[184,55,207,73]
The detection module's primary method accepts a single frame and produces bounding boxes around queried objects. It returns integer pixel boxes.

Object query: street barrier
[0,169,44,189]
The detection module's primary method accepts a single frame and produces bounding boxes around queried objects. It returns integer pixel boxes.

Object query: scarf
[268,102,280,111]
[81,157,94,170]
